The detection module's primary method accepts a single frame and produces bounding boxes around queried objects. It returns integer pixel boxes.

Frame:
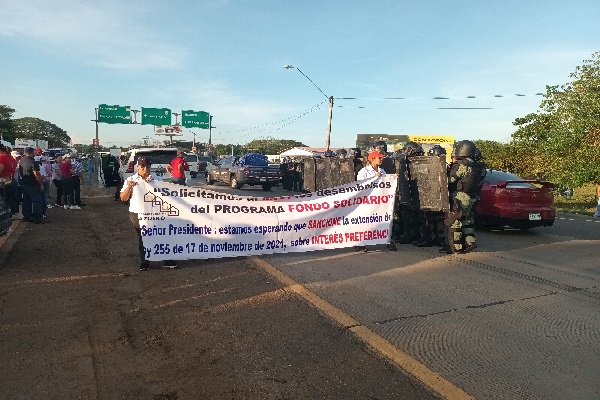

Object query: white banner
[132,175,397,261]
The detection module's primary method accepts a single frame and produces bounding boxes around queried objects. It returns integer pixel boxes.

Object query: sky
[1,0,599,149]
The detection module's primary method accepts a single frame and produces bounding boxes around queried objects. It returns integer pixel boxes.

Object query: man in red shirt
[166,150,188,186]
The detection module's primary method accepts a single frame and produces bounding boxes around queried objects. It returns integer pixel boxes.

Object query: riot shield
[395,157,412,205]
[315,158,332,190]
[302,158,317,192]
[330,158,357,188]
[380,156,396,174]
[302,158,357,192]
[408,156,449,212]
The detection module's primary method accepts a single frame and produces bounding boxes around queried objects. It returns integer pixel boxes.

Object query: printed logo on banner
[144,191,180,216]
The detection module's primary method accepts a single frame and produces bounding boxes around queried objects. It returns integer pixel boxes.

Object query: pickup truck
[205,154,281,190]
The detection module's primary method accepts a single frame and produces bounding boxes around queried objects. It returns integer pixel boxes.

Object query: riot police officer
[394,141,424,244]
[441,140,486,254]
[335,148,348,158]
[348,148,363,178]
[415,145,447,247]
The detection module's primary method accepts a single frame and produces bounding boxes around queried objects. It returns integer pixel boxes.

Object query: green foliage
[473,140,512,170]
[512,51,600,186]
[0,105,17,142]
[14,117,71,147]
[244,138,306,154]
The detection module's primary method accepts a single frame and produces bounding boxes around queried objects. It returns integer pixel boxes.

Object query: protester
[18,147,45,223]
[120,156,177,270]
[59,154,79,210]
[10,150,22,219]
[40,156,53,209]
[70,154,85,206]
[35,155,50,218]
[356,150,386,180]
[86,155,95,186]
[0,145,15,216]
[52,155,63,207]
[354,150,387,252]
[166,150,188,185]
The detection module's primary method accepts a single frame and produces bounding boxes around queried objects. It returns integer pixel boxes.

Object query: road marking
[250,256,475,400]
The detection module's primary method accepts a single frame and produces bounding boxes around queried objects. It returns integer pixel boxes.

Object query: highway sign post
[182,110,210,128]
[97,104,131,124]
[141,107,172,125]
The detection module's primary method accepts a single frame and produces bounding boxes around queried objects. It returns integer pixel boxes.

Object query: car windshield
[137,151,177,165]
[485,170,536,188]
[185,154,197,162]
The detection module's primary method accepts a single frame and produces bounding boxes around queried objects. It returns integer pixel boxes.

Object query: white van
[119,148,191,185]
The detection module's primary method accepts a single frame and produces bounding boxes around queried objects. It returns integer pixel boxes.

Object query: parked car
[205,154,281,190]
[197,155,212,172]
[185,153,199,178]
[119,148,191,185]
[475,169,555,229]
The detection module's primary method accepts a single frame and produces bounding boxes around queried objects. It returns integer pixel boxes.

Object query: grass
[554,183,599,216]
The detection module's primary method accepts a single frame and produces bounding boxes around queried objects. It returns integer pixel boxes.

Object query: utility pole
[284,65,333,151]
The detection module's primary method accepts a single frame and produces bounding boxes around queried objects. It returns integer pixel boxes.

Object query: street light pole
[284,65,333,151]
[208,115,215,145]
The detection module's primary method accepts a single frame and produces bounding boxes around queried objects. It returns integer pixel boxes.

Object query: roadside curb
[0,219,21,248]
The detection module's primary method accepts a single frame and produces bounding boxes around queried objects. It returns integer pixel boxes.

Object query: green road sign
[97,104,131,124]
[182,110,210,128]
[141,107,171,125]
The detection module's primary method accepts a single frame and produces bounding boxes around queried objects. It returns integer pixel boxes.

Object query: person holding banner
[356,150,386,180]
[120,156,177,270]
[355,150,388,252]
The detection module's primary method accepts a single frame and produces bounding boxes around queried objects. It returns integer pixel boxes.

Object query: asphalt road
[3,177,597,399]
[192,176,600,399]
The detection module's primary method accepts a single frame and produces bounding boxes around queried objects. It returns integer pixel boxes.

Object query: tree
[244,138,306,154]
[0,105,16,143]
[13,117,71,148]
[512,51,600,186]
[473,140,512,171]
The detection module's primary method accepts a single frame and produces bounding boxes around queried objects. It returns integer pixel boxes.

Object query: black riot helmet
[335,148,348,158]
[373,140,388,154]
[323,149,336,158]
[427,145,447,157]
[348,147,362,159]
[452,140,477,158]
[402,141,424,157]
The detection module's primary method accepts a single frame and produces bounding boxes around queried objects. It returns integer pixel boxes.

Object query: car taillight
[126,161,135,173]
[240,167,250,176]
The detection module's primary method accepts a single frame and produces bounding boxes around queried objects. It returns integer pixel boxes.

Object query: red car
[475,170,556,229]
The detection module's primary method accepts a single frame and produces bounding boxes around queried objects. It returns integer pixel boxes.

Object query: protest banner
[131,175,397,261]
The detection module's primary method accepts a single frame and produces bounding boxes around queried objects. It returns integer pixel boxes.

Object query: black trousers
[129,212,147,264]
[73,176,82,205]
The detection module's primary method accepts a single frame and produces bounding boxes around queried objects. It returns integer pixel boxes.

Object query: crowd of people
[0,144,95,224]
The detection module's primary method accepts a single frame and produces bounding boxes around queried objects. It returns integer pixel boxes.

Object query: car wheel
[261,184,272,191]
[190,172,197,178]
